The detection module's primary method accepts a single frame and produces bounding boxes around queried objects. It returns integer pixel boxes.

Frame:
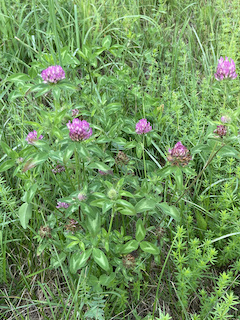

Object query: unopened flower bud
[107,188,118,200]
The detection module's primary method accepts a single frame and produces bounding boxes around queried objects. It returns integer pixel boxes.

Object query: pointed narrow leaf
[88,162,111,171]
[70,249,92,274]
[140,241,160,255]
[92,248,109,271]
[135,199,156,213]
[121,240,139,254]
[87,212,101,236]
[174,167,183,191]
[135,219,146,242]
[157,202,180,221]
[0,159,15,172]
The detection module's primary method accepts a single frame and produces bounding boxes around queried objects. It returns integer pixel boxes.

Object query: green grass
[1,0,240,319]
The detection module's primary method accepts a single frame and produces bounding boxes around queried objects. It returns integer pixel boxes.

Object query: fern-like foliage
[84,296,106,320]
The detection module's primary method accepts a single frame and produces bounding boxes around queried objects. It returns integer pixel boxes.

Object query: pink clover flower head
[214,57,237,81]
[168,141,192,166]
[168,141,189,157]
[52,164,65,174]
[41,65,65,83]
[56,202,70,209]
[26,130,43,144]
[135,118,152,134]
[220,115,231,124]
[67,118,92,141]
[77,193,87,201]
[214,125,227,137]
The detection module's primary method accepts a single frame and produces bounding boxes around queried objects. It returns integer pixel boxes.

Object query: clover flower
[41,65,65,83]
[77,193,87,201]
[135,118,152,134]
[214,125,227,137]
[67,119,92,141]
[56,202,70,209]
[98,169,113,176]
[214,57,237,81]
[72,109,80,117]
[115,151,129,166]
[52,164,65,174]
[26,130,43,144]
[221,115,231,124]
[39,226,52,239]
[167,141,192,166]
[65,219,79,233]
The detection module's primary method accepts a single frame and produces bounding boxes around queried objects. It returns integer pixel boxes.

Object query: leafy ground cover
[1,0,240,319]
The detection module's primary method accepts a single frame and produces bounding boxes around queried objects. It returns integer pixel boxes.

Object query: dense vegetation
[1,0,240,319]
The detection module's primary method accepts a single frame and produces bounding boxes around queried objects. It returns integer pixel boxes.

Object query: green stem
[142,136,147,179]
[223,82,227,110]
[63,161,76,190]
[108,206,115,236]
[152,233,178,317]
[175,142,225,205]
[74,148,80,190]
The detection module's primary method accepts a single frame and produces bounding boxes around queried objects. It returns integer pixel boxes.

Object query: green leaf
[105,102,122,115]
[88,162,111,172]
[117,199,136,216]
[66,240,79,249]
[92,248,109,271]
[217,146,240,158]
[174,167,183,191]
[22,183,38,203]
[136,144,143,158]
[19,203,32,229]
[181,167,196,176]
[57,80,78,91]
[70,249,92,274]
[0,142,18,159]
[121,240,139,254]
[196,212,207,230]
[140,241,159,255]
[124,141,137,149]
[135,199,156,213]
[32,152,49,165]
[102,35,112,49]
[87,212,101,236]
[102,201,112,214]
[51,252,67,268]
[37,242,48,256]
[0,159,15,172]
[90,198,106,208]
[191,144,211,154]
[30,83,51,96]
[157,202,181,221]
[135,219,146,242]
[7,73,30,82]
[63,143,75,162]
[99,273,116,286]
[76,144,90,158]
[158,166,175,179]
